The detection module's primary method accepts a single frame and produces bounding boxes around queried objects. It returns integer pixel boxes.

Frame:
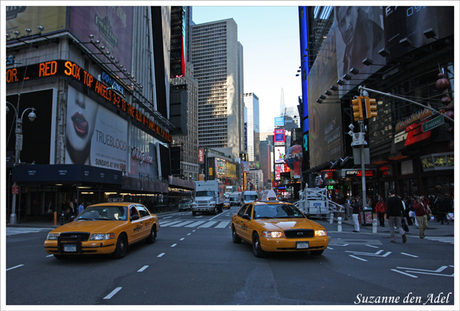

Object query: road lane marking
[365,244,379,248]
[349,255,367,262]
[187,233,191,236]
[104,287,122,299]
[401,252,419,258]
[391,269,418,278]
[157,253,165,257]
[215,220,230,228]
[171,221,194,227]
[199,221,217,228]
[185,221,206,227]
[171,244,177,248]
[137,265,149,272]
[6,264,24,271]
[180,238,185,241]
[161,221,183,227]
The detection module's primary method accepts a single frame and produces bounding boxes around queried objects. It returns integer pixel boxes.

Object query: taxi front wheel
[252,232,266,258]
[232,226,241,243]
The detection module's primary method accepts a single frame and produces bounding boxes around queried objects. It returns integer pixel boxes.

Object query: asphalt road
[4,206,456,308]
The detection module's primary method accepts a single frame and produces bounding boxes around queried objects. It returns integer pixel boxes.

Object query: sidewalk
[321,215,455,237]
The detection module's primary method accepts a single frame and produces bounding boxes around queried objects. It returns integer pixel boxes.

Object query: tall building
[279,88,286,116]
[171,63,199,181]
[243,92,260,161]
[191,18,244,159]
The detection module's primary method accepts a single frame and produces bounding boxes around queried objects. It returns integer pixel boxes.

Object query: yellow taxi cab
[231,200,329,257]
[44,202,159,259]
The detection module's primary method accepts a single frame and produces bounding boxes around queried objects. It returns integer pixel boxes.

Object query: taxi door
[129,206,143,243]
[136,205,154,238]
[236,204,253,242]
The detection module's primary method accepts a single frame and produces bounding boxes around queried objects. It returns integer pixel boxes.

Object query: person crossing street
[385,189,407,243]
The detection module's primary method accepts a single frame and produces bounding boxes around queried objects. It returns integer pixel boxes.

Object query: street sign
[15,133,23,151]
[422,115,444,132]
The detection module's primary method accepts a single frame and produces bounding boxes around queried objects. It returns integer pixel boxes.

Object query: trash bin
[362,207,373,225]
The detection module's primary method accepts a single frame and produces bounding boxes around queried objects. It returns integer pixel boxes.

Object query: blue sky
[192,5,302,132]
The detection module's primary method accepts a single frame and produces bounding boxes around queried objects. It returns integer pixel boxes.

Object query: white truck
[228,192,243,206]
[191,180,224,215]
[295,187,344,219]
[242,190,259,204]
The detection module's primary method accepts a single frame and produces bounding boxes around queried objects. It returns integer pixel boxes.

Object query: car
[231,200,329,257]
[44,202,159,259]
[223,199,231,209]
[178,199,192,211]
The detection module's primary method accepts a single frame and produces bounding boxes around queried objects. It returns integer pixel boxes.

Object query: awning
[12,164,122,185]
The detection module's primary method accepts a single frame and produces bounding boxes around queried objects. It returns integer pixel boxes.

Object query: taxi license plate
[64,244,77,252]
[296,242,309,249]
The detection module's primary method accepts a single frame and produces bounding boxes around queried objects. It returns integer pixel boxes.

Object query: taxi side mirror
[242,214,251,220]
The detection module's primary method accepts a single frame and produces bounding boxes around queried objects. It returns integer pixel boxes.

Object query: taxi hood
[50,220,127,233]
[256,218,325,231]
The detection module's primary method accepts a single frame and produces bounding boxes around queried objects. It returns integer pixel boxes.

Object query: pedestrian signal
[351,96,364,121]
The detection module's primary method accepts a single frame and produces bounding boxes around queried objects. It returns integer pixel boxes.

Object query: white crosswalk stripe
[424,236,454,244]
[159,220,230,229]
[6,227,51,237]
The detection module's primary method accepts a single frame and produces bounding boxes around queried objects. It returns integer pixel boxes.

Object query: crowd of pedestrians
[342,190,454,242]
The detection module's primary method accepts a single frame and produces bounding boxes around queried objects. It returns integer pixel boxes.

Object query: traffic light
[365,97,378,119]
[351,96,364,121]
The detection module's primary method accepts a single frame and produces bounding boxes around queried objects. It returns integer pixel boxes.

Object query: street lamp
[6,100,37,224]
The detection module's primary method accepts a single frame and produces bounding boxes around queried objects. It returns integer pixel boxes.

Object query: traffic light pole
[358,121,367,210]
[358,85,454,122]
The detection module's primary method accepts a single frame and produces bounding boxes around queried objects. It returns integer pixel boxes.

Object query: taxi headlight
[90,233,115,240]
[47,233,60,240]
[315,230,327,237]
[261,231,285,238]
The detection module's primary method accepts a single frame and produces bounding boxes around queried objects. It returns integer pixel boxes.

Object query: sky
[192,5,302,133]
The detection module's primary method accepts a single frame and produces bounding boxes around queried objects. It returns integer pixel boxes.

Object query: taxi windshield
[76,206,128,221]
[254,204,305,219]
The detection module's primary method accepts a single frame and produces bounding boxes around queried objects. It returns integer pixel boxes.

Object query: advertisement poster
[66,86,127,171]
[334,6,385,97]
[68,7,133,74]
[6,6,66,37]
[308,25,343,168]
[274,146,285,164]
[274,129,286,144]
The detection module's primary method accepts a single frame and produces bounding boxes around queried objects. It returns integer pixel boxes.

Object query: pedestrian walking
[385,189,407,243]
[375,196,387,227]
[78,202,85,215]
[351,197,360,232]
[413,196,429,239]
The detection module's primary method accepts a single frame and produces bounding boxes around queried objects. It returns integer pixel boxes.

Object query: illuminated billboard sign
[274,129,285,144]
[275,147,285,164]
[68,7,133,74]
[6,60,171,142]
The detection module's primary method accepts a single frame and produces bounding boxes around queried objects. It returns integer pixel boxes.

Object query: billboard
[65,85,128,171]
[68,7,133,74]
[274,117,285,127]
[308,26,343,168]
[334,6,385,97]
[274,146,285,164]
[6,6,66,38]
[274,129,285,144]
